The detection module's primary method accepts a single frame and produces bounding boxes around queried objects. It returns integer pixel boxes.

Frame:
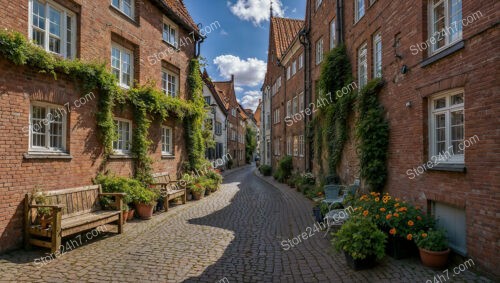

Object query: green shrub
[227,158,234,169]
[95,174,142,204]
[259,165,272,176]
[273,156,293,183]
[333,216,387,260]
[414,229,448,252]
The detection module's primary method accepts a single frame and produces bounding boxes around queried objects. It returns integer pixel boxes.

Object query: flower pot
[419,248,450,268]
[313,207,323,223]
[385,235,418,259]
[135,203,155,220]
[344,252,377,270]
[127,209,135,221]
[187,193,193,201]
[122,211,128,224]
[192,192,204,200]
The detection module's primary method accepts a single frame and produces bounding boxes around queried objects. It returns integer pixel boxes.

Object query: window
[292,96,298,115]
[232,108,237,117]
[277,76,282,88]
[231,129,236,141]
[298,92,304,111]
[432,201,466,255]
[274,139,280,156]
[373,33,382,78]
[429,0,462,54]
[162,69,178,97]
[204,96,211,105]
[161,126,173,155]
[292,61,297,75]
[330,19,336,50]
[355,0,365,22]
[287,66,291,80]
[358,43,368,88]
[162,20,178,47]
[429,90,464,163]
[273,109,280,124]
[287,136,292,155]
[316,38,324,65]
[299,135,305,157]
[315,0,322,10]
[111,0,134,18]
[293,136,298,157]
[286,100,291,117]
[29,0,76,59]
[29,103,67,152]
[112,44,133,88]
[299,53,304,69]
[215,121,222,135]
[113,118,132,154]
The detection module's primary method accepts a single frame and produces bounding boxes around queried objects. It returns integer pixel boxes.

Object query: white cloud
[241,90,261,111]
[228,0,284,26]
[292,8,297,13]
[220,29,229,36]
[213,55,266,87]
[234,86,244,93]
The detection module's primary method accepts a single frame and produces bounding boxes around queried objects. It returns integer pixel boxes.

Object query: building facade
[0,0,200,253]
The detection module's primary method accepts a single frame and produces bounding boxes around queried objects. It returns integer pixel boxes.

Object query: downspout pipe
[277,59,286,156]
[336,0,344,44]
[195,23,206,58]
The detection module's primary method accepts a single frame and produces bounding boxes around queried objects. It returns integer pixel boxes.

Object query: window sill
[427,163,466,173]
[162,40,181,52]
[108,154,134,159]
[420,41,464,68]
[24,152,72,159]
[161,154,175,159]
[109,5,139,26]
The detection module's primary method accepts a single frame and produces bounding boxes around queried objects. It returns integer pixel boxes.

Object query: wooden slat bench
[151,172,186,211]
[24,185,124,253]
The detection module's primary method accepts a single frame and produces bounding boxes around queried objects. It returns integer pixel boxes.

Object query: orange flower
[370,192,377,196]
[408,220,414,226]
[389,228,396,235]
[363,210,369,217]
[393,213,399,218]
[417,216,422,221]
[421,233,428,238]
[386,214,392,220]
[375,197,380,202]
[406,234,413,240]
[395,198,400,202]
[394,203,400,207]
[379,207,386,212]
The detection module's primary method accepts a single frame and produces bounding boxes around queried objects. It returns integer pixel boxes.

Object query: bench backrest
[33,185,102,219]
[324,185,341,199]
[152,172,171,184]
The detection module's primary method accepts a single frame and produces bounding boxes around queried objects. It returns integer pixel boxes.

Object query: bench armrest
[30,204,64,211]
[99,192,126,197]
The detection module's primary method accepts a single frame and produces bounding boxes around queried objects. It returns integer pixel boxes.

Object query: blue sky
[184,0,306,110]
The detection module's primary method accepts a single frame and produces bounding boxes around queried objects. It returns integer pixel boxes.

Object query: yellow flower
[389,228,396,235]
[383,199,388,204]
[394,203,400,207]
[363,210,369,217]
[379,207,386,212]
[395,198,400,202]
[375,197,380,202]
[406,234,413,241]
[408,220,414,226]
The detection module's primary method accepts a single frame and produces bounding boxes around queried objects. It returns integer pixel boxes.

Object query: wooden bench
[24,185,124,253]
[151,172,186,211]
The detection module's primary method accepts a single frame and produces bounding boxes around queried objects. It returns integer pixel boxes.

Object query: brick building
[0,0,201,253]
[213,76,246,168]
[264,0,499,276]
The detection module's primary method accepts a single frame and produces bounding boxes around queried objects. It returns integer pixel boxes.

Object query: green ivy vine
[0,30,205,183]
[355,78,389,192]
[316,44,355,175]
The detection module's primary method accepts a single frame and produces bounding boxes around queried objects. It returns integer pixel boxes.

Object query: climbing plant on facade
[355,78,389,192]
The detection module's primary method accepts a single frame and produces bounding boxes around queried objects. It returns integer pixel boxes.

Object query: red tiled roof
[201,69,228,114]
[213,81,235,110]
[152,0,199,34]
[271,17,304,59]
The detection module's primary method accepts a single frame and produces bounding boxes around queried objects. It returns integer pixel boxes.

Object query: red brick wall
[0,0,195,253]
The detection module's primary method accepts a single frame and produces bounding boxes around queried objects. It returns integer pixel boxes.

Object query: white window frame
[358,43,368,88]
[111,43,134,89]
[298,92,304,111]
[299,53,304,69]
[428,0,463,55]
[112,118,132,154]
[287,136,292,156]
[28,0,77,59]
[162,68,178,97]
[330,19,336,50]
[373,33,382,78]
[316,38,324,65]
[161,126,173,155]
[292,61,297,75]
[355,0,365,23]
[29,102,67,153]
[428,89,465,164]
[287,66,291,80]
[111,0,135,19]
[299,135,305,157]
[286,100,291,117]
[232,108,237,117]
[162,17,178,47]
[315,0,323,10]
[293,136,298,157]
[292,96,298,115]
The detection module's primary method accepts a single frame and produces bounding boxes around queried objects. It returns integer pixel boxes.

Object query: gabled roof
[213,80,235,111]
[271,17,304,59]
[201,69,228,115]
[151,0,200,36]
[254,101,262,127]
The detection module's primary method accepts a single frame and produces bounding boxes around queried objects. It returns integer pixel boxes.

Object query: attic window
[111,0,134,19]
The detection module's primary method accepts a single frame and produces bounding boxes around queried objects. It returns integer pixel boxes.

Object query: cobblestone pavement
[0,166,493,282]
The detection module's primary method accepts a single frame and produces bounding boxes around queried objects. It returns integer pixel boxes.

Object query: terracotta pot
[122,210,128,224]
[192,192,204,200]
[419,248,450,268]
[127,209,135,221]
[135,203,155,220]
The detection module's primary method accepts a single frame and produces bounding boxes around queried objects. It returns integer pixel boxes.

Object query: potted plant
[127,204,135,221]
[414,229,450,268]
[134,187,159,220]
[333,216,387,270]
[122,204,130,224]
[191,184,205,200]
[32,189,52,229]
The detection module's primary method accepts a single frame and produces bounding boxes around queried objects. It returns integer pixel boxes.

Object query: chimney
[231,74,234,82]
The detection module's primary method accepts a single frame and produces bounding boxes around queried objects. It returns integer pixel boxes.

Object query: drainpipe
[336,0,344,44]
[195,23,206,58]
[299,0,312,172]
[277,59,286,159]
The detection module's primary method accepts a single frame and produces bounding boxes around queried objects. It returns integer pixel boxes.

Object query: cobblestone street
[0,166,492,282]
